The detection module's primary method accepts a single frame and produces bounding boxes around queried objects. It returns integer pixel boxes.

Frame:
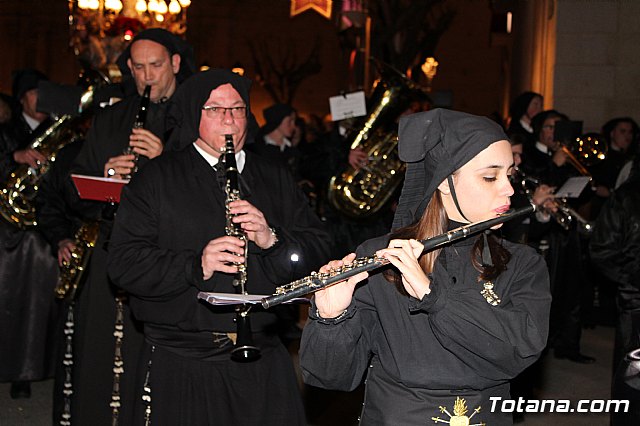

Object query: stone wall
[554,0,640,132]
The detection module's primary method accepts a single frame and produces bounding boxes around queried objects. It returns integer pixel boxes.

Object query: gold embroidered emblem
[480,281,501,306]
[431,396,485,426]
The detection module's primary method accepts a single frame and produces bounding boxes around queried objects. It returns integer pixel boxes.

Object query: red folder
[71,174,129,203]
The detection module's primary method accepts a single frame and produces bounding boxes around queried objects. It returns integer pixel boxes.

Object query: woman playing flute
[300,109,552,425]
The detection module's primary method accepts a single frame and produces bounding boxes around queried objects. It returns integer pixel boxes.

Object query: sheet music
[329,91,367,121]
[555,176,591,198]
[197,292,308,306]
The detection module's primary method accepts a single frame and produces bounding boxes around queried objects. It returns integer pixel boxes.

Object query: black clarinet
[261,204,535,308]
[221,134,261,362]
[122,84,151,179]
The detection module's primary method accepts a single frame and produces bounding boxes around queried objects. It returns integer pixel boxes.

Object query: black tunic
[300,234,551,425]
[107,145,332,425]
[66,95,170,426]
[0,113,59,383]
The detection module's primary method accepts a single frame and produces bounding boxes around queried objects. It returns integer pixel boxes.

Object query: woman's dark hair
[509,92,543,122]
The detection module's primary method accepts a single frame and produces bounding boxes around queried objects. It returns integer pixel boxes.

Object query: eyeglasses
[202,105,247,119]
[542,124,555,130]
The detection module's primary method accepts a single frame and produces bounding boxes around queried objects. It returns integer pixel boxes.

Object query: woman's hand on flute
[315,253,368,319]
[377,239,431,300]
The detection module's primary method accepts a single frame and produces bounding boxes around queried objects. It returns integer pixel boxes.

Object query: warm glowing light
[168,0,181,14]
[155,13,165,22]
[148,0,159,12]
[77,0,90,8]
[105,0,123,12]
[88,0,100,10]
[178,0,191,6]
[156,0,168,14]
[421,57,439,80]
[135,0,148,12]
[232,63,245,76]
[507,12,513,34]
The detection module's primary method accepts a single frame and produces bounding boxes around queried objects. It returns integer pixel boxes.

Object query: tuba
[327,60,430,218]
[0,69,109,228]
[221,134,261,362]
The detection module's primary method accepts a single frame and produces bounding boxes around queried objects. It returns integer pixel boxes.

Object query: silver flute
[261,204,535,309]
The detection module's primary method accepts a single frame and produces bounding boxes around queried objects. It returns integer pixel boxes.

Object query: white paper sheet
[328,91,367,121]
[555,176,591,198]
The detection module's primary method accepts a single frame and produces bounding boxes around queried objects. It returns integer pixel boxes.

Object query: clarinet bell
[231,311,261,362]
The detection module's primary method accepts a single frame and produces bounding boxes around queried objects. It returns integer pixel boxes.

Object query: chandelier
[68,0,191,77]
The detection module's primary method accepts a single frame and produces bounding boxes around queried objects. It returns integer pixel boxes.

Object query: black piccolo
[261,204,535,309]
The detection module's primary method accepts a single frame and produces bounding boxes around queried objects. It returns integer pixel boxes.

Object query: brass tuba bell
[0,69,109,229]
[327,59,430,218]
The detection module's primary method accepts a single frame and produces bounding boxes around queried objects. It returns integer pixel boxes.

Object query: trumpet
[262,205,535,308]
[514,168,593,233]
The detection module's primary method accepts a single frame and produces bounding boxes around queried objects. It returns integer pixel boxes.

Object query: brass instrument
[556,132,608,177]
[221,134,261,362]
[54,221,100,300]
[262,205,535,308]
[515,168,594,233]
[0,70,109,229]
[121,85,151,179]
[327,60,430,218]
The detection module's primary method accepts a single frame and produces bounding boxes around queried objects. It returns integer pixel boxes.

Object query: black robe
[65,95,170,426]
[107,145,332,425]
[0,113,59,383]
[300,234,551,425]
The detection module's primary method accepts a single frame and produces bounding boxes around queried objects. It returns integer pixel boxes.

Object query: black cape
[107,145,332,425]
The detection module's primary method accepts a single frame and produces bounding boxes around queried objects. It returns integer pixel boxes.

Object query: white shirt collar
[22,112,40,131]
[535,141,550,155]
[193,142,246,173]
[519,118,533,133]
[264,134,292,152]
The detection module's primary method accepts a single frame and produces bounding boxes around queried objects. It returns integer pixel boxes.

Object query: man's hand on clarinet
[315,253,368,319]
[103,154,136,178]
[201,236,245,280]
[129,128,163,159]
[228,200,277,249]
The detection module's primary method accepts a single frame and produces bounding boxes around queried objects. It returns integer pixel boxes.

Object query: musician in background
[506,91,543,145]
[248,103,300,176]
[107,69,331,425]
[0,69,49,181]
[524,110,596,363]
[0,69,59,400]
[65,28,195,425]
[502,133,556,245]
[300,109,551,425]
